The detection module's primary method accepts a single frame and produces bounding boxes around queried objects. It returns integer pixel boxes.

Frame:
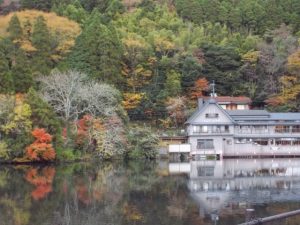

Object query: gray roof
[185,100,234,124]
[270,113,300,121]
[226,110,270,116]
[186,101,300,124]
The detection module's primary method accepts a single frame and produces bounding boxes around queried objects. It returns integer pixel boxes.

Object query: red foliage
[190,78,209,100]
[25,167,56,200]
[26,128,56,161]
[75,115,93,145]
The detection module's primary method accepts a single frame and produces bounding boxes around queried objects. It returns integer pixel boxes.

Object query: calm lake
[1,159,300,225]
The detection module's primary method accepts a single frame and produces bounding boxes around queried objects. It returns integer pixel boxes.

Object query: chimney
[198,98,204,109]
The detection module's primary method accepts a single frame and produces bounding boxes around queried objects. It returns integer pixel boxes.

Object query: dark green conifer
[31,16,54,75]
[67,10,123,84]
[7,14,23,41]
[0,52,14,94]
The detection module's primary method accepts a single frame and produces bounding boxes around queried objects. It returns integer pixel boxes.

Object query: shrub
[127,127,159,159]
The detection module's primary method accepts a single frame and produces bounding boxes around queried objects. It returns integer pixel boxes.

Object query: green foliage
[0,38,33,93]
[164,70,182,97]
[21,0,52,11]
[0,141,10,160]
[0,0,300,161]
[66,11,123,84]
[31,15,55,75]
[53,1,88,24]
[56,148,78,161]
[7,14,23,41]
[0,51,14,94]
[175,0,300,35]
[201,43,242,95]
[127,127,159,159]
[25,88,62,146]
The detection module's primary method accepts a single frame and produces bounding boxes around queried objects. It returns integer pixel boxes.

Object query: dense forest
[0,0,300,162]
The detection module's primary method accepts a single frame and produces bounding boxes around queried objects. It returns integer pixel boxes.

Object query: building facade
[185,98,300,158]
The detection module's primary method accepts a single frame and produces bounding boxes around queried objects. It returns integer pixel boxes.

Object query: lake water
[1,159,300,225]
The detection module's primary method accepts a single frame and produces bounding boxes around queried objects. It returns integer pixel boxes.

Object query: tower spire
[210,80,216,97]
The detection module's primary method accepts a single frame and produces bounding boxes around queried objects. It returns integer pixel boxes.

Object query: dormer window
[205,113,219,118]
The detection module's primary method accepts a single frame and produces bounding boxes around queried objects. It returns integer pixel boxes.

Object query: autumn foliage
[0,10,81,55]
[26,128,56,161]
[25,167,56,200]
[190,78,209,100]
[122,92,144,110]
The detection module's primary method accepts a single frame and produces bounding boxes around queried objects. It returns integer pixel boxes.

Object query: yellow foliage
[0,141,9,160]
[122,92,144,110]
[0,10,81,54]
[0,94,32,135]
[154,36,175,54]
[288,50,300,74]
[242,50,260,64]
[122,63,153,91]
[123,37,145,50]
[267,75,300,106]
[122,203,143,222]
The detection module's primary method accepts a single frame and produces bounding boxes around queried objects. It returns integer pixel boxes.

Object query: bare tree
[38,70,121,123]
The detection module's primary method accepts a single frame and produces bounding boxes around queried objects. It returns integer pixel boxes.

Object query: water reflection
[169,159,300,224]
[0,159,300,225]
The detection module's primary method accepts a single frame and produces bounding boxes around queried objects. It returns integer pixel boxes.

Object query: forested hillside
[0,0,300,161]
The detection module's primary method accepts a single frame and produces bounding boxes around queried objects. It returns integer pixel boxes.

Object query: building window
[226,139,232,145]
[252,125,268,134]
[224,125,229,133]
[205,113,219,118]
[197,166,214,176]
[197,139,214,149]
[193,125,208,133]
[292,125,300,133]
[253,139,268,145]
[275,125,290,133]
[237,105,246,110]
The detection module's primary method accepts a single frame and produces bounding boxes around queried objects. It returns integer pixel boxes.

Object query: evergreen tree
[165,70,182,97]
[31,16,54,75]
[7,14,23,41]
[12,51,33,93]
[0,52,14,94]
[21,0,53,11]
[67,11,123,84]
[26,88,62,146]
[201,43,242,95]
[0,38,33,93]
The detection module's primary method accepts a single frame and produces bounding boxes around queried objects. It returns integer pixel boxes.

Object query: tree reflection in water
[1,159,300,225]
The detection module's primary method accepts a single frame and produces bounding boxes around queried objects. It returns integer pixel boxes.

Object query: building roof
[227,110,269,116]
[270,113,300,121]
[203,96,252,104]
[185,99,234,124]
[186,100,300,124]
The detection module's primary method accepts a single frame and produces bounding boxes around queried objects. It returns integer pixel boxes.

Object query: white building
[185,98,300,158]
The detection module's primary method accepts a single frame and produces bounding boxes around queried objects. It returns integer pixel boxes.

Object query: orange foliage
[26,128,56,161]
[31,184,52,200]
[190,78,209,100]
[25,167,55,200]
[32,128,52,143]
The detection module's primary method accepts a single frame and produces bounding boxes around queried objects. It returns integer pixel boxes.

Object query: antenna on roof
[210,80,217,98]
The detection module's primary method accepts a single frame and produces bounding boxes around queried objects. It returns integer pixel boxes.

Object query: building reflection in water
[168,159,300,224]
